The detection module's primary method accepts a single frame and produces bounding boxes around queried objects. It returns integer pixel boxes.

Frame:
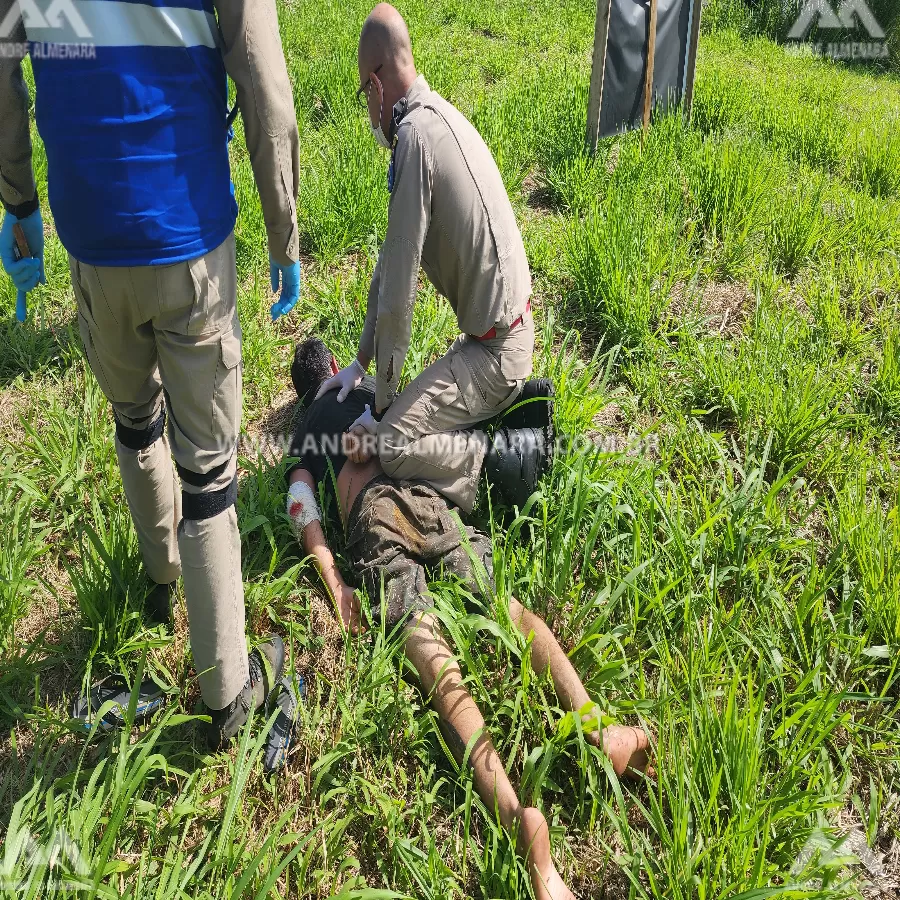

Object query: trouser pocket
[449,351,488,418]
[212,324,243,441]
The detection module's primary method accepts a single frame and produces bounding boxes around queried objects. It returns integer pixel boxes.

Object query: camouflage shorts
[346,476,495,628]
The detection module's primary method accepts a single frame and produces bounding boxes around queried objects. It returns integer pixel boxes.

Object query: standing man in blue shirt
[0,0,301,746]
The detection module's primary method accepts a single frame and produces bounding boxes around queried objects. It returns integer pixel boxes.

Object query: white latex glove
[345,404,379,464]
[348,404,378,436]
[314,358,366,403]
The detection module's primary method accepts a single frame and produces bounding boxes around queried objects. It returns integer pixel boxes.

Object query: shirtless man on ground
[286,337,651,900]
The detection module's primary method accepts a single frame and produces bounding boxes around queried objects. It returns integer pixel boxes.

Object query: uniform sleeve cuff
[375,379,396,415]
[2,193,39,219]
[267,226,299,267]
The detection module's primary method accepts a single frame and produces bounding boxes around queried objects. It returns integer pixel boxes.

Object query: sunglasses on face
[356,64,383,108]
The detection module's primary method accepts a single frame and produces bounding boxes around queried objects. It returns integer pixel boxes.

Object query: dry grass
[669,279,757,337]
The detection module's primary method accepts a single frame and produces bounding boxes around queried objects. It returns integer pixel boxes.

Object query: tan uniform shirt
[360,76,532,411]
[0,0,300,265]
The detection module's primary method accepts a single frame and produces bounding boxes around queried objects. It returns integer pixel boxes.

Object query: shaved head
[359,3,414,76]
[358,4,418,137]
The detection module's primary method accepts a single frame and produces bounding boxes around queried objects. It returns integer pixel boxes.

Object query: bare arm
[0,10,38,218]
[288,468,363,633]
[215,0,300,265]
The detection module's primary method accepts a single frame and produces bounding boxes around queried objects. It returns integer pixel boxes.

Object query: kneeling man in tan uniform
[316,3,552,514]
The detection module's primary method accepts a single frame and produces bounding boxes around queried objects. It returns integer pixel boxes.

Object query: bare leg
[509,599,650,777]
[404,615,575,900]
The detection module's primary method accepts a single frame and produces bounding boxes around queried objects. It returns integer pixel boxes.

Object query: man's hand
[315,358,366,403]
[0,210,45,323]
[338,583,366,635]
[270,257,301,321]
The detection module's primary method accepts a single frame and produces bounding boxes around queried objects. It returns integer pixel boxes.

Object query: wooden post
[642,0,659,144]
[682,0,704,124]
[585,0,613,155]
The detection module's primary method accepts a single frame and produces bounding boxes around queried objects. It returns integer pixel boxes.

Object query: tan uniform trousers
[379,312,535,513]
[70,234,249,710]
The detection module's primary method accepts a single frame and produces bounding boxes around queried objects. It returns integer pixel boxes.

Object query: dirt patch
[522,173,557,213]
[833,782,900,898]
[6,556,82,713]
[605,141,622,176]
[241,387,300,466]
[669,280,756,338]
[569,839,633,898]
[15,573,66,649]
[0,386,32,447]
[585,396,660,462]
[593,401,625,432]
[586,401,631,454]
[294,594,347,690]
[785,285,815,323]
[794,502,831,568]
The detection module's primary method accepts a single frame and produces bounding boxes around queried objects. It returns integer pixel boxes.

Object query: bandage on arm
[287,469,350,606]
[287,478,320,535]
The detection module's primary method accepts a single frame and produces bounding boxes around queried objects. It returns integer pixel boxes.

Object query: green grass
[1,1,899,898]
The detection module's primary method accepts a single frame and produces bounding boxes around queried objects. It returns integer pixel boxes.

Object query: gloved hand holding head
[0,209,45,323]
[357,4,418,149]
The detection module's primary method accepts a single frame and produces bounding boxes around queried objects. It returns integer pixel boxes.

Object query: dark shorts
[346,476,495,628]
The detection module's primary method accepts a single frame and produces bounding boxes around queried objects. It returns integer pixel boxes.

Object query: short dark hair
[291,337,334,406]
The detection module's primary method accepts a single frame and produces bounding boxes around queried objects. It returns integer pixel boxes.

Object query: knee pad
[180,476,238,522]
[115,409,166,451]
[177,459,237,521]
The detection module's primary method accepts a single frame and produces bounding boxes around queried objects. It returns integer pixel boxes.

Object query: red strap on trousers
[474,299,531,341]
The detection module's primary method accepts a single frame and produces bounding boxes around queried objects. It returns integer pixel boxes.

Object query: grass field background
[1,0,899,897]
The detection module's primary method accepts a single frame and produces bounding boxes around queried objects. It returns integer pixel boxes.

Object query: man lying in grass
[286,338,651,900]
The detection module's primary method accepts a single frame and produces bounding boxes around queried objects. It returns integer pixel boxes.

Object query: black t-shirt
[287,377,376,488]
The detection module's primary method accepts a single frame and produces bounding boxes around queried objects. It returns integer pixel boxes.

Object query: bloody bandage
[287,479,320,537]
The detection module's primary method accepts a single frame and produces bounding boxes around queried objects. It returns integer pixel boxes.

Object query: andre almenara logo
[787,0,889,60]
[0,0,96,60]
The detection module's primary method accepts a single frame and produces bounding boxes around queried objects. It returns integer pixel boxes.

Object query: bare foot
[596,725,652,778]
[518,808,577,900]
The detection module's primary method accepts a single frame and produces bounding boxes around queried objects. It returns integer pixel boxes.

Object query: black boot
[208,635,286,750]
[484,426,553,508]
[146,581,176,626]
[501,378,555,437]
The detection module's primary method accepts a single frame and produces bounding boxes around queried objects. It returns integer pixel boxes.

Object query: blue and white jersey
[25,0,237,267]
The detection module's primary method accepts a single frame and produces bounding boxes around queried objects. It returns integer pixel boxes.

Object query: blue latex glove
[269,256,301,321]
[0,209,45,323]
